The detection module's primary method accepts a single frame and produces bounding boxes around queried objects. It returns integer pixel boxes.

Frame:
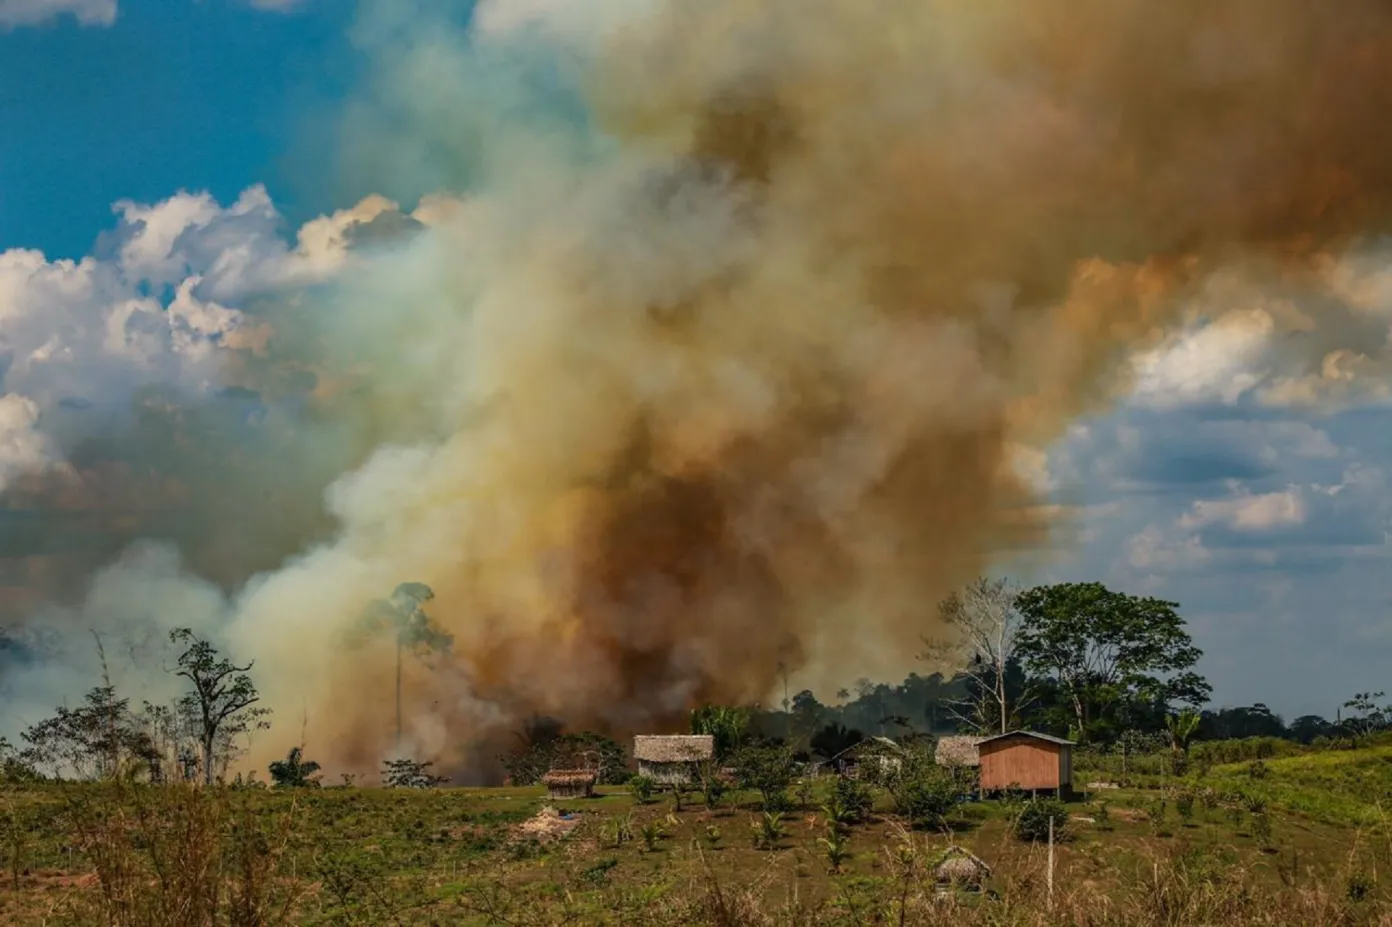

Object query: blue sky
[1,0,1390,727]
[0,0,362,258]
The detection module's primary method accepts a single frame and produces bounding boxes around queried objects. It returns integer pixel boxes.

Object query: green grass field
[1199,744,1392,827]
[3,750,1391,926]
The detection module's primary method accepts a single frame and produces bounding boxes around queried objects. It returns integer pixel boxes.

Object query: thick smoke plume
[12,0,1392,779]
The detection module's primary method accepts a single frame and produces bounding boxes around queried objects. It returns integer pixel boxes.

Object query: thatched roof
[541,769,597,786]
[633,735,714,763]
[935,845,992,886]
[935,735,983,767]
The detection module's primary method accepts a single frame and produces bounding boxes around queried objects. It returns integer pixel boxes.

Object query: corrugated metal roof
[977,730,1076,747]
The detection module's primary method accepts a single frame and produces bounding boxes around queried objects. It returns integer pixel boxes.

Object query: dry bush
[57,783,304,927]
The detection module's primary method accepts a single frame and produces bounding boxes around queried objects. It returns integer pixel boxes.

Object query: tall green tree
[169,628,271,785]
[1014,582,1210,743]
[359,582,453,752]
[1341,691,1391,740]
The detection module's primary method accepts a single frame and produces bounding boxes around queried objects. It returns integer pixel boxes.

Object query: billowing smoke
[9,0,1392,779]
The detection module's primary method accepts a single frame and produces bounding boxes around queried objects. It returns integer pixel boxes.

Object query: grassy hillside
[1,766,1389,926]
[1202,744,1392,827]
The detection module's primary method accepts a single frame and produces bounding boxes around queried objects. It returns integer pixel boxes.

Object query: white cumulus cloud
[0,186,422,495]
[1181,489,1307,532]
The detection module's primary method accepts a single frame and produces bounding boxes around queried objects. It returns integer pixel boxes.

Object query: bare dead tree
[919,577,1030,735]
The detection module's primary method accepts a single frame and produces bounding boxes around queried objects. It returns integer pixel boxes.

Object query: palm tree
[359,582,453,751]
[268,746,321,788]
[690,705,750,761]
[1165,708,1201,754]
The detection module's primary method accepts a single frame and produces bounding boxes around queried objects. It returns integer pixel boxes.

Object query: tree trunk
[997,665,1008,734]
[395,640,403,754]
[203,733,215,786]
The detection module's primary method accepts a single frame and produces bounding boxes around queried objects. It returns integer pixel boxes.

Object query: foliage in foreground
[0,778,1387,927]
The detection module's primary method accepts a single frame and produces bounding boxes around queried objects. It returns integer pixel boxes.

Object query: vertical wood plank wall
[979,739,1069,791]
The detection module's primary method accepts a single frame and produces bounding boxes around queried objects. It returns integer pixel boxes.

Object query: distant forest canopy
[731,672,1352,751]
[699,578,1377,756]
[531,579,1377,765]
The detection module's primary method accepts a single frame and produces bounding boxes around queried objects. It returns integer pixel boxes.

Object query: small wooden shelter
[633,735,714,786]
[541,769,597,799]
[977,731,1075,795]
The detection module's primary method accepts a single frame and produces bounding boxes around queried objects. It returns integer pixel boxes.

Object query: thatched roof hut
[934,845,992,890]
[633,735,714,785]
[935,735,984,768]
[541,769,597,799]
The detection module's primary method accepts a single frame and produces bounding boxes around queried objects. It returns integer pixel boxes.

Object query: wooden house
[977,731,1075,795]
[829,736,904,780]
[541,769,597,799]
[633,735,714,786]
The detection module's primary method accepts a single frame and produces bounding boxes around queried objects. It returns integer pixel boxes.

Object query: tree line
[745,578,1387,758]
[0,580,454,787]
[3,577,1386,786]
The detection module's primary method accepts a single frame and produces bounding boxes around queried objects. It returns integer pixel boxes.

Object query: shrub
[833,775,875,823]
[732,744,797,812]
[1093,801,1112,831]
[818,823,851,872]
[701,773,727,810]
[1189,737,1302,768]
[1251,812,1273,846]
[750,811,786,850]
[629,775,656,804]
[382,758,448,789]
[268,746,321,788]
[1015,798,1069,842]
[1175,789,1196,824]
[1347,871,1373,902]
[580,857,618,886]
[639,821,665,852]
[893,770,962,830]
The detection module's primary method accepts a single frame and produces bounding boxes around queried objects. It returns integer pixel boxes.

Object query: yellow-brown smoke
[223,0,1392,779]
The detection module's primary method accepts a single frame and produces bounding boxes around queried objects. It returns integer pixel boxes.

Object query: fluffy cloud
[1181,489,1306,533]
[0,395,57,491]
[0,0,115,29]
[0,186,424,489]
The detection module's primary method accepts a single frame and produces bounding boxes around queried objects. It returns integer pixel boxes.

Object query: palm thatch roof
[540,769,598,786]
[935,735,984,767]
[633,735,714,763]
[935,845,992,887]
